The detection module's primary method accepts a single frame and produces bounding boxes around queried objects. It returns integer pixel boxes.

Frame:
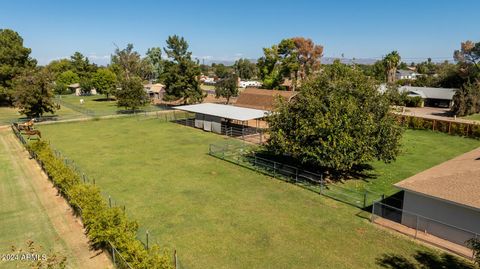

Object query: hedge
[397,115,480,139]
[27,140,174,269]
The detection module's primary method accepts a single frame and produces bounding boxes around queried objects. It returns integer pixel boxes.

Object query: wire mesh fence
[209,142,384,208]
[10,124,197,269]
[371,202,477,259]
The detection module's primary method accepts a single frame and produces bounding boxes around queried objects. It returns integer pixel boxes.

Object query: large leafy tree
[234,58,257,79]
[163,35,203,104]
[13,68,58,118]
[115,76,147,111]
[213,63,231,79]
[257,45,282,89]
[70,51,97,79]
[451,81,480,116]
[45,59,73,80]
[91,68,117,100]
[454,40,480,72]
[383,51,401,84]
[111,44,142,79]
[0,29,37,105]
[267,60,403,173]
[258,37,323,90]
[214,73,238,104]
[291,37,323,81]
[145,47,165,82]
[55,70,79,94]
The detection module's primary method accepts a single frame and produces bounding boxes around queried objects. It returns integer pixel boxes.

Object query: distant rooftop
[235,88,298,111]
[399,86,457,100]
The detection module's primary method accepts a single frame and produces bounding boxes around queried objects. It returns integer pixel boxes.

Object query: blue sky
[1,0,479,65]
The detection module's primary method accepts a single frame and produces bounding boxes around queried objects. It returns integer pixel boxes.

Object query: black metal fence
[372,201,477,259]
[10,124,194,269]
[208,142,383,208]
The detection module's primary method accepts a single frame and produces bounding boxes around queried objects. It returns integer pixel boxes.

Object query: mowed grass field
[0,131,75,268]
[464,113,480,121]
[57,94,166,115]
[37,118,480,268]
[0,106,82,126]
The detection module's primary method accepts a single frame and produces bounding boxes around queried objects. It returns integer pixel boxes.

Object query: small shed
[174,103,268,134]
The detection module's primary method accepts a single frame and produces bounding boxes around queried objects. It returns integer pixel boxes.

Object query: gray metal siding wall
[402,191,480,245]
[195,113,204,129]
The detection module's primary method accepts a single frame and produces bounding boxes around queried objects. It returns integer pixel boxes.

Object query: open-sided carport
[173,103,269,134]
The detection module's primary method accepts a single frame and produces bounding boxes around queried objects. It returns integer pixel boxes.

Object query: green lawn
[341,130,480,196]
[0,106,83,126]
[37,118,478,268]
[0,131,75,268]
[57,94,167,116]
[463,113,480,121]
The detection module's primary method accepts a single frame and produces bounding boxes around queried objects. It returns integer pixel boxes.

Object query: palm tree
[383,51,401,84]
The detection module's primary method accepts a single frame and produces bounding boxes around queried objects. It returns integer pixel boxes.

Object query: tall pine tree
[163,35,203,104]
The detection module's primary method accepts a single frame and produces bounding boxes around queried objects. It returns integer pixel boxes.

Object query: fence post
[370,202,375,222]
[273,162,276,178]
[174,250,178,269]
[320,174,324,194]
[146,230,149,250]
[254,155,257,167]
[295,168,298,183]
[112,244,116,264]
[109,195,112,208]
[363,191,367,208]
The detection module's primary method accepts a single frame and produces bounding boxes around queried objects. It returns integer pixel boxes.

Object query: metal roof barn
[174,103,269,121]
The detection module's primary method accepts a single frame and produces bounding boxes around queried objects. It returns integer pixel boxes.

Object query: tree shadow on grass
[92,97,116,102]
[377,251,475,269]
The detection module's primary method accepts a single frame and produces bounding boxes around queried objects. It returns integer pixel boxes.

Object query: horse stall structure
[173,103,268,141]
[372,147,480,258]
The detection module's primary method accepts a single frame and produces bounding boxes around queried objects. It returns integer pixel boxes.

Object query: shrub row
[397,115,480,139]
[27,140,173,269]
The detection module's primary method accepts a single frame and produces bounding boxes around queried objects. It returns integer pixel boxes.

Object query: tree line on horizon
[1,27,478,117]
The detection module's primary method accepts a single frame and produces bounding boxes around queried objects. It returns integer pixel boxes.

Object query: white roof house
[174,103,269,134]
[174,103,268,121]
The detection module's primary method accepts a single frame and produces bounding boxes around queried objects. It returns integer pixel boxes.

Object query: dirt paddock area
[399,107,478,124]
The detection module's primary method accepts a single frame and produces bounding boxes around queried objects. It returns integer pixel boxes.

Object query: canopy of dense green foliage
[163,35,203,104]
[267,61,403,173]
[13,68,58,118]
[0,29,36,105]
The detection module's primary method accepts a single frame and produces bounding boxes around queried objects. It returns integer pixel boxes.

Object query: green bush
[397,115,480,139]
[404,96,423,107]
[27,140,174,269]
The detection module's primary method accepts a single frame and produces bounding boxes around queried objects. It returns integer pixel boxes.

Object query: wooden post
[174,250,178,269]
[109,195,112,208]
[363,192,367,208]
[448,121,451,133]
[112,245,116,264]
[146,230,149,250]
